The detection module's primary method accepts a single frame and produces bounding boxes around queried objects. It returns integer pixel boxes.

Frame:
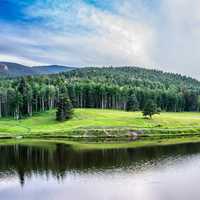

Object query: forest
[0,66,200,119]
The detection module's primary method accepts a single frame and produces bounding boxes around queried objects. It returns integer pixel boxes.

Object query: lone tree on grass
[143,99,160,118]
[126,94,139,111]
[56,93,73,122]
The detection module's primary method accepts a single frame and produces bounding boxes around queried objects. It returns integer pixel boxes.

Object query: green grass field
[0,109,200,138]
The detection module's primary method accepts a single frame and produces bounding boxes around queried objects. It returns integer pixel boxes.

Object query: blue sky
[0,0,199,79]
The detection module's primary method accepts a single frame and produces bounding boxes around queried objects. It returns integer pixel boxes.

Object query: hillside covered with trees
[0,66,200,119]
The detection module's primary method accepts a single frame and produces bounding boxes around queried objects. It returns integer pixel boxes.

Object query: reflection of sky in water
[1,153,200,200]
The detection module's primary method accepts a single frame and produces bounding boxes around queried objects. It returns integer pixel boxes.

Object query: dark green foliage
[56,93,73,121]
[17,77,31,118]
[143,100,160,118]
[126,94,139,111]
[64,67,200,112]
[0,66,200,119]
[65,67,200,90]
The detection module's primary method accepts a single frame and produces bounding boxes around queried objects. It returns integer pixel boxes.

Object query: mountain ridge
[0,62,76,76]
[0,62,199,86]
[64,66,200,90]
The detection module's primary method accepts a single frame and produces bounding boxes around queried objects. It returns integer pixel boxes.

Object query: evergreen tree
[17,77,31,118]
[126,94,139,111]
[143,99,160,118]
[56,93,73,121]
[0,66,200,119]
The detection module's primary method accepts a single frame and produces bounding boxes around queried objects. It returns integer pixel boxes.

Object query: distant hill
[65,66,200,90]
[0,65,200,118]
[0,62,37,76]
[33,65,75,75]
[0,62,75,76]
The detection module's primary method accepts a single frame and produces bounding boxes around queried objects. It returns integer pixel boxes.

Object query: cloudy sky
[0,0,200,79]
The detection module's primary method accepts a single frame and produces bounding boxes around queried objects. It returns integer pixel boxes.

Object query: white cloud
[0,0,155,67]
[0,0,200,79]
[153,0,200,79]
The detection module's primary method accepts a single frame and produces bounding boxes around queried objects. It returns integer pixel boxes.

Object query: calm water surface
[1,142,200,200]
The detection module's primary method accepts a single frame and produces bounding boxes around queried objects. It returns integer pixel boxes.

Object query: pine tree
[56,93,73,121]
[143,99,160,118]
[17,77,32,118]
[126,94,139,111]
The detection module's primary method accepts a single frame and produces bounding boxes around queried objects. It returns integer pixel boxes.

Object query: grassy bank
[0,109,200,140]
[1,137,200,151]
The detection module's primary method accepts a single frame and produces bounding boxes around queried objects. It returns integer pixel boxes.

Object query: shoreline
[1,134,200,151]
[0,109,200,148]
[1,126,200,139]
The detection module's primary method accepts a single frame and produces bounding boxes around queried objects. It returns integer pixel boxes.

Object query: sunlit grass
[0,109,200,136]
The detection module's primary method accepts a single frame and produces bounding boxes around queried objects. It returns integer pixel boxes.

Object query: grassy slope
[0,109,200,138]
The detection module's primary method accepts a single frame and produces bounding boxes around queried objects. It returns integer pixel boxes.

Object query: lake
[1,142,200,200]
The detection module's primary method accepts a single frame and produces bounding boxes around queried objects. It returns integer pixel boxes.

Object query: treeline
[0,77,60,119]
[67,83,200,111]
[0,66,200,119]
[66,67,200,112]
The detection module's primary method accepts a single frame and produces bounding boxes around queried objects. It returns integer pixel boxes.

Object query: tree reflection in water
[0,142,200,187]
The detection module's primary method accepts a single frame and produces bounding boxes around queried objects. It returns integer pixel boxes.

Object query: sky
[0,0,200,79]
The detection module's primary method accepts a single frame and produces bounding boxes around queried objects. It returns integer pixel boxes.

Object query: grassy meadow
[0,109,200,138]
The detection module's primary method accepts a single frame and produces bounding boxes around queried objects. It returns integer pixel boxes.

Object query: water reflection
[0,142,200,186]
[1,142,200,200]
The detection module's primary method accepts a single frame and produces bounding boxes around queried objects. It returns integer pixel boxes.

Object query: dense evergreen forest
[0,66,200,119]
